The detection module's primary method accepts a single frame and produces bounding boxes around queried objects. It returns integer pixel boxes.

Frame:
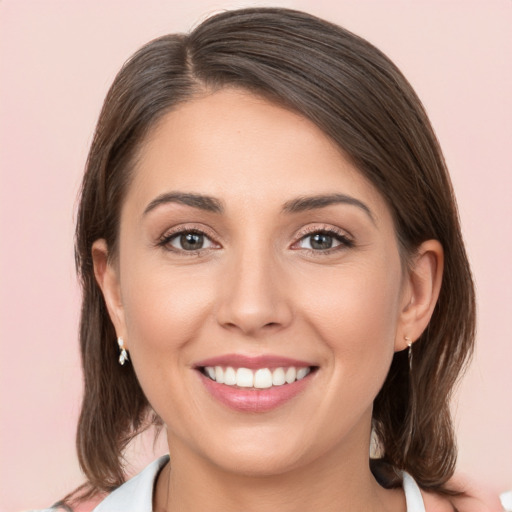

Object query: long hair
[72,7,474,502]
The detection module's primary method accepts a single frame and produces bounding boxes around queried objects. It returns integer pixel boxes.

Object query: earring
[404,336,415,458]
[117,337,129,366]
[405,336,412,371]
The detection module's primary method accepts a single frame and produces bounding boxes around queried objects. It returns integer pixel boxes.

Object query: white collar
[403,471,426,512]
[92,456,425,512]
[93,455,169,512]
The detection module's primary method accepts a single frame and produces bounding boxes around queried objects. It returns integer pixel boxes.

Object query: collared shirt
[93,456,169,512]
[34,455,426,512]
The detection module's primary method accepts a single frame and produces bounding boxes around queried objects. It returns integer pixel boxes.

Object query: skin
[427,475,506,512]
[93,88,445,511]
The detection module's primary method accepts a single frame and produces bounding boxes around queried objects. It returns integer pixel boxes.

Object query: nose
[215,246,293,337]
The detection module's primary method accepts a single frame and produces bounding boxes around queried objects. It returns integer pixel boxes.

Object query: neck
[154,431,406,512]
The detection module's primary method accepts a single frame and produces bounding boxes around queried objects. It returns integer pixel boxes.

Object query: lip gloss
[199,371,313,412]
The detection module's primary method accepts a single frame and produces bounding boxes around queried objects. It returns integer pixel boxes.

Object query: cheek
[298,258,402,384]
[118,258,221,426]
[120,258,216,364]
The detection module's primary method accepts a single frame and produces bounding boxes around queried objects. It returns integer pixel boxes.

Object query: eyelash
[157,225,354,256]
[292,226,355,256]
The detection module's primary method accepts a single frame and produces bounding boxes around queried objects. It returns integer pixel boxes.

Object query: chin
[213,448,307,478]
[187,425,322,478]
[167,423,303,477]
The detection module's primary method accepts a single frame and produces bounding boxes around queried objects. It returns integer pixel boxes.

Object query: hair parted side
[71,6,474,504]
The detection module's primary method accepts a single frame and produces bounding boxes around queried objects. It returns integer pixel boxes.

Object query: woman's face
[98,88,416,476]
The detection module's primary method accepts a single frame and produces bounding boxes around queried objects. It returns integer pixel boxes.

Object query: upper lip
[194,354,316,370]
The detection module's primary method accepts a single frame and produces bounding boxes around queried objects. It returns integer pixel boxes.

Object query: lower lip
[199,371,314,413]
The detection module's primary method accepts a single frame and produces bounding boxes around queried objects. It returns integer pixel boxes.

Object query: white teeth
[224,366,237,385]
[254,368,273,389]
[285,367,297,384]
[215,366,224,384]
[272,367,286,386]
[236,367,254,387]
[204,365,312,388]
[296,367,311,380]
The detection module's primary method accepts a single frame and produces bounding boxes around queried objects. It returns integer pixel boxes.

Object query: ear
[395,240,444,352]
[92,239,127,348]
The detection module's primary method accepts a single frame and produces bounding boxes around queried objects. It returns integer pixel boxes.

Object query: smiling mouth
[200,365,316,389]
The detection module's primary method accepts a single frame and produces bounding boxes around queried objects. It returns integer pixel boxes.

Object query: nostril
[216,293,293,335]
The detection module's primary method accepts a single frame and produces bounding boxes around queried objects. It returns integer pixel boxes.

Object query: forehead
[125,88,390,222]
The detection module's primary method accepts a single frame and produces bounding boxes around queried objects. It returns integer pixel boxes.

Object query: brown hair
[72,6,474,503]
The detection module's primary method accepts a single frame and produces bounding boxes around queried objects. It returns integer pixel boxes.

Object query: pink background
[1,1,511,510]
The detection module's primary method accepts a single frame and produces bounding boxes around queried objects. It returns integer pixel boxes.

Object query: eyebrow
[143,192,224,216]
[282,193,375,222]
[143,191,374,223]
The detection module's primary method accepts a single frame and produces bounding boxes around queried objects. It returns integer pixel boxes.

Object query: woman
[35,7,500,512]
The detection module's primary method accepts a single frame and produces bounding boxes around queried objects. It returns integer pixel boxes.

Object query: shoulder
[26,504,72,512]
[406,471,505,512]
[28,456,169,512]
[26,507,70,512]
[421,491,457,512]
[422,486,506,512]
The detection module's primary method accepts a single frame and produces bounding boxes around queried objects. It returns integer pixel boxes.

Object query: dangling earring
[117,337,129,365]
[403,335,415,458]
[405,336,412,371]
